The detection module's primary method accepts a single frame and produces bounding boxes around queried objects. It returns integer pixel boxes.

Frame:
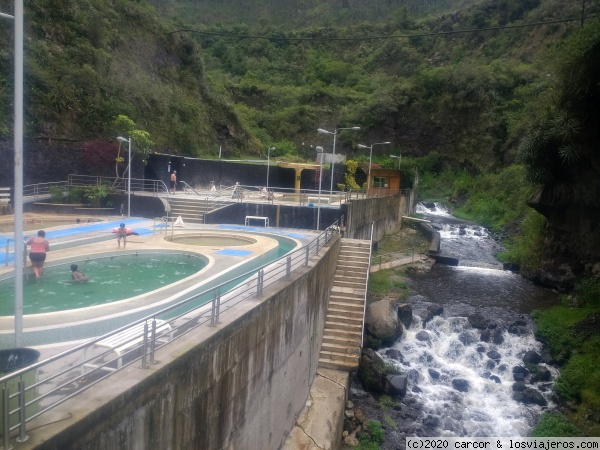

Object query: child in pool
[117,223,127,248]
[71,264,90,282]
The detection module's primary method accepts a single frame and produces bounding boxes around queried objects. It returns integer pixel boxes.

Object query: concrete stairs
[167,196,230,225]
[318,238,371,372]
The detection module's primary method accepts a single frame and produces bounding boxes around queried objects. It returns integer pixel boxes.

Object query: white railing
[0,222,342,448]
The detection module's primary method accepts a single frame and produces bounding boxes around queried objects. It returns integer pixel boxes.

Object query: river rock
[458,331,478,346]
[385,374,408,397]
[427,304,444,316]
[522,350,542,364]
[365,299,403,346]
[385,349,404,362]
[489,375,501,383]
[398,303,413,329]
[486,350,501,361]
[416,330,430,342]
[428,368,440,379]
[512,387,548,406]
[452,378,470,392]
[419,309,434,325]
[531,365,552,382]
[468,312,489,329]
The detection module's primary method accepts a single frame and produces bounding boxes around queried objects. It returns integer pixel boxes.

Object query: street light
[317,126,360,194]
[357,141,391,197]
[315,146,324,230]
[267,147,274,192]
[390,154,401,170]
[2,2,24,346]
[117,136,132,217]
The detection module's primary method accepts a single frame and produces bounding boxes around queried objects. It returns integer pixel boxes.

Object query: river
[349,202,561,447]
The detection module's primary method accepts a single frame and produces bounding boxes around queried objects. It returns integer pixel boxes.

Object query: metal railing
[0,221,342,447]
[67,174,169,197]
[371,244,428,270]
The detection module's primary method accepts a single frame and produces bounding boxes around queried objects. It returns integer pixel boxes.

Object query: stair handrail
[360,221,375,348]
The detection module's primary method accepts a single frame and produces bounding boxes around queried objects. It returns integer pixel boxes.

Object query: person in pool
[26,230,50,280]
[70,264,90,282]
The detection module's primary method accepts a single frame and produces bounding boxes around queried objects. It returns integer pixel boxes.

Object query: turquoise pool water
[0,253,206,316]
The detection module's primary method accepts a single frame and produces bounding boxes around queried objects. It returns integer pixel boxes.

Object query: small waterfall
[380,313,556,437]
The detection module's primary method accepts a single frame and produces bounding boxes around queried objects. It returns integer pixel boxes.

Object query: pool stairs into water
[318,238,371,371]
[167,196,231,224]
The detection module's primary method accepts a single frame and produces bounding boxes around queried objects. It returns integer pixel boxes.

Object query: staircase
[318,238,371,371]
[167,196,230,225]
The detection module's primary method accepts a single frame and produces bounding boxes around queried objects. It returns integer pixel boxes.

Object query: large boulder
[365,299,403,346]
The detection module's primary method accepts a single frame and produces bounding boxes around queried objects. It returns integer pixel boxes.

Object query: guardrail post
[17,381,28,443]
[149,319,157,365]
[3,386,11,450]
[256,269,264,298]
[140,321,149,369]
[286,256,291,278]
[316,236,320,254]
[211,289,222,325]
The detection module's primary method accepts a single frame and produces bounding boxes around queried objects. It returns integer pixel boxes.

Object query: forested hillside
[1,0,596,165]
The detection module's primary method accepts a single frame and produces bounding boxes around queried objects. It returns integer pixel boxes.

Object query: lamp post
[316,146,324,230]
[267,146,274,192]
[117,136,132,217]
[2,2,24,346]
[390,154,401,170]
[317,126,360,194]
[357,141,391,197]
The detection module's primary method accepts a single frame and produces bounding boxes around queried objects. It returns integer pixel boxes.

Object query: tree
[112,115,154,185]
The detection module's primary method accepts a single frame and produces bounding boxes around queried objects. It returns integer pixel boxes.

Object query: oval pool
[0,252,207,316]
[168,234,257,247]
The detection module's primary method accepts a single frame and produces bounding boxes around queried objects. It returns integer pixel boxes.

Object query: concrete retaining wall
[345,195,402,242]
[30,238,341,450]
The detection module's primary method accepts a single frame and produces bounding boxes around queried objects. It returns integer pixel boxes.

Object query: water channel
[351,202,561,446]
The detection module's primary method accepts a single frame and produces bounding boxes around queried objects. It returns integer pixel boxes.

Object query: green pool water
[0,253,206,316]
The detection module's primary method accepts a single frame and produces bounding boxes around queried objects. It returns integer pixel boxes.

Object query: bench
[307,196,331,206]
[82,319,173,374]
[0,187,11,215]
[244,216,269,227]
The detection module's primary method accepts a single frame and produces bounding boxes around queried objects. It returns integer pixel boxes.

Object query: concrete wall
[31,238,341,450]
[205,202,348,230]
[345,195,403,242]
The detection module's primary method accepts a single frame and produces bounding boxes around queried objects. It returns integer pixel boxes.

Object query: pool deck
[0,213,320,352]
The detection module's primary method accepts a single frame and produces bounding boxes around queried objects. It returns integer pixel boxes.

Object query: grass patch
[532,280,600,436]
[368,269,409,297]
[530,412,582,436]
[357,420,385,450]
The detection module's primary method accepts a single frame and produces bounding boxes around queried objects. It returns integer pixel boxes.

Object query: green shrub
[49,185,65,203]
[84,184,114,208]
[571,277,600,308]
[530,412,582,437]
[357,420,385,450]
[68,186,86,204]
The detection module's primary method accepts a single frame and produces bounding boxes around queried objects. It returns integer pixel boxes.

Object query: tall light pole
[317,126,360,194]
[117,136,132,217]
[4,3,23,346]
[357,141,391,197]
[390,154,401,170]
[267,146,274,192]
[315,146,324,230]
[2,3,24,346]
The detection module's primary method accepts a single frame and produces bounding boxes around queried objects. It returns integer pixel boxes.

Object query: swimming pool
[0,253,207,316]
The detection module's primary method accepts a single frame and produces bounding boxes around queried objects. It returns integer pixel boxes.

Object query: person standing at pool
[117,223,127,248]
[26,230,49,280]
[70,264,90,282]
[170,170,177,194]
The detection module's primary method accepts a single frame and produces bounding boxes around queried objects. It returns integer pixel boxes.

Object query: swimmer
[70,264,90,282]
